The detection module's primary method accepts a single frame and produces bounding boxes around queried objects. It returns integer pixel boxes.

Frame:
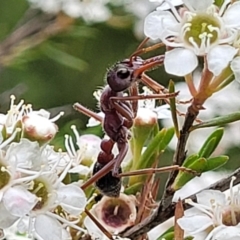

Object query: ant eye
[117,68,130,79]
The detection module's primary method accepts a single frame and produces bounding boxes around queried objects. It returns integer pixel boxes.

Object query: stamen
[189,37,200,51]
[46,211,87,234]
[114,205,119,216]
[1,165,9,174]
[70,136,77,157]
[50,111,64,122]
[87,193,98,205]
[185,199,213,217]
[208,25,220,34]
[13,171,42,184]
[163,0,182,22]
[0,128,21,149]
[57,158,73,183]
[32,182,44,194]
[10,95,16,109]
[71,125,79,140]
[65,135,74,158]
[15,99,24,111]
[220,29,238,44]
[219,0,231,16]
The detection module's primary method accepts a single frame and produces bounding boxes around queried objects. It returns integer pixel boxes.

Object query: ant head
[106,61,134,92]
[106,57,144,92]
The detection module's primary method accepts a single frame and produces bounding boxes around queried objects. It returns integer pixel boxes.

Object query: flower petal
[57,184,87,215]
[196,190,226,206]
[3,186,38,217]
[178,215,212,234]
[231,56,240,83]
[223,1,240,28]
[183,0,213,11]
[35,214,62,240]
[0,202,18,228]
[156,0,183,10]
[212,225,240,240]
[144,10,178,40]
[165,48,198,76]
[207,45,238,76]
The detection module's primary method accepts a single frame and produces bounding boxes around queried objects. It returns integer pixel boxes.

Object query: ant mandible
[74,40,179,197]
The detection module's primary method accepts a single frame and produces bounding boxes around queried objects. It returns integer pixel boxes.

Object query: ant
[74,40,192,197]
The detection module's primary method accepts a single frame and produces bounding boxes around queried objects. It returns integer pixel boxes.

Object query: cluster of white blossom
[0,96,137,240]
[143,0,240,239]
[0,96,88,239]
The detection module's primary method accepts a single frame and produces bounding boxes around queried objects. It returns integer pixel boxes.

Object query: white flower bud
[22,114,58,143]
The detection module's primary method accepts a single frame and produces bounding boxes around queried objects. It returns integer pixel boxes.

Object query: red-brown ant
[74,41,179,197]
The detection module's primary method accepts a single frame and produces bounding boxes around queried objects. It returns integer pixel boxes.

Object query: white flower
[84,193,137,238]
[28,172,87,238]
[22,108,63,143]
[0,96,63,143]
[178,177,240,239]
[28,0,111,22]
[144,0,240,76]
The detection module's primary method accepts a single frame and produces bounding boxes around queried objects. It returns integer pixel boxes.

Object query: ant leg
[110,91,179,104]
[141,73,193,105]
[81,159,115,190]
[81,141,128,188]
[129,83,139,118]
[130,40,165,59]
[141,73,168,94]
[73,103,103,123]
[132,55,165,78]
[119,165,199,177]
[112,142,129,177]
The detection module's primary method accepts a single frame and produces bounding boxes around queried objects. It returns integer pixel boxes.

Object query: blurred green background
[0,0,164,143]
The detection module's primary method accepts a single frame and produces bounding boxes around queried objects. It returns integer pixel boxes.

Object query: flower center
[102,199,131,227]
[0,164,10,189]
[222,208,240,226]
[182,13,221,55]
[30,180,49,210]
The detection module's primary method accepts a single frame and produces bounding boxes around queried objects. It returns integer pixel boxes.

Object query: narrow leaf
[158,127,175,152]
[205,155,229,171]
[172,158,207,190]
[168,80,179,138]
[191,113,240,130]
[183,154,199,167]
[198,128,224,158]
[156,227,174,240]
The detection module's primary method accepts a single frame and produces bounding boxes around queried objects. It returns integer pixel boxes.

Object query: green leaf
[191,113,240,130]
[158,127,175,152]
[129,128,174,185]
[157,232,174,240]
[124,182,143,195]
[183,154,199,167]
[205,155,229,171]
[156,227,174,240]
[137,128,167,169]
[168,80,179,138]
[198,128,224,158]
[172,158,207,190]
[214,0,224,8]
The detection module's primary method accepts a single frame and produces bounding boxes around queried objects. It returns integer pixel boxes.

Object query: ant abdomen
[93,162,122,197]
